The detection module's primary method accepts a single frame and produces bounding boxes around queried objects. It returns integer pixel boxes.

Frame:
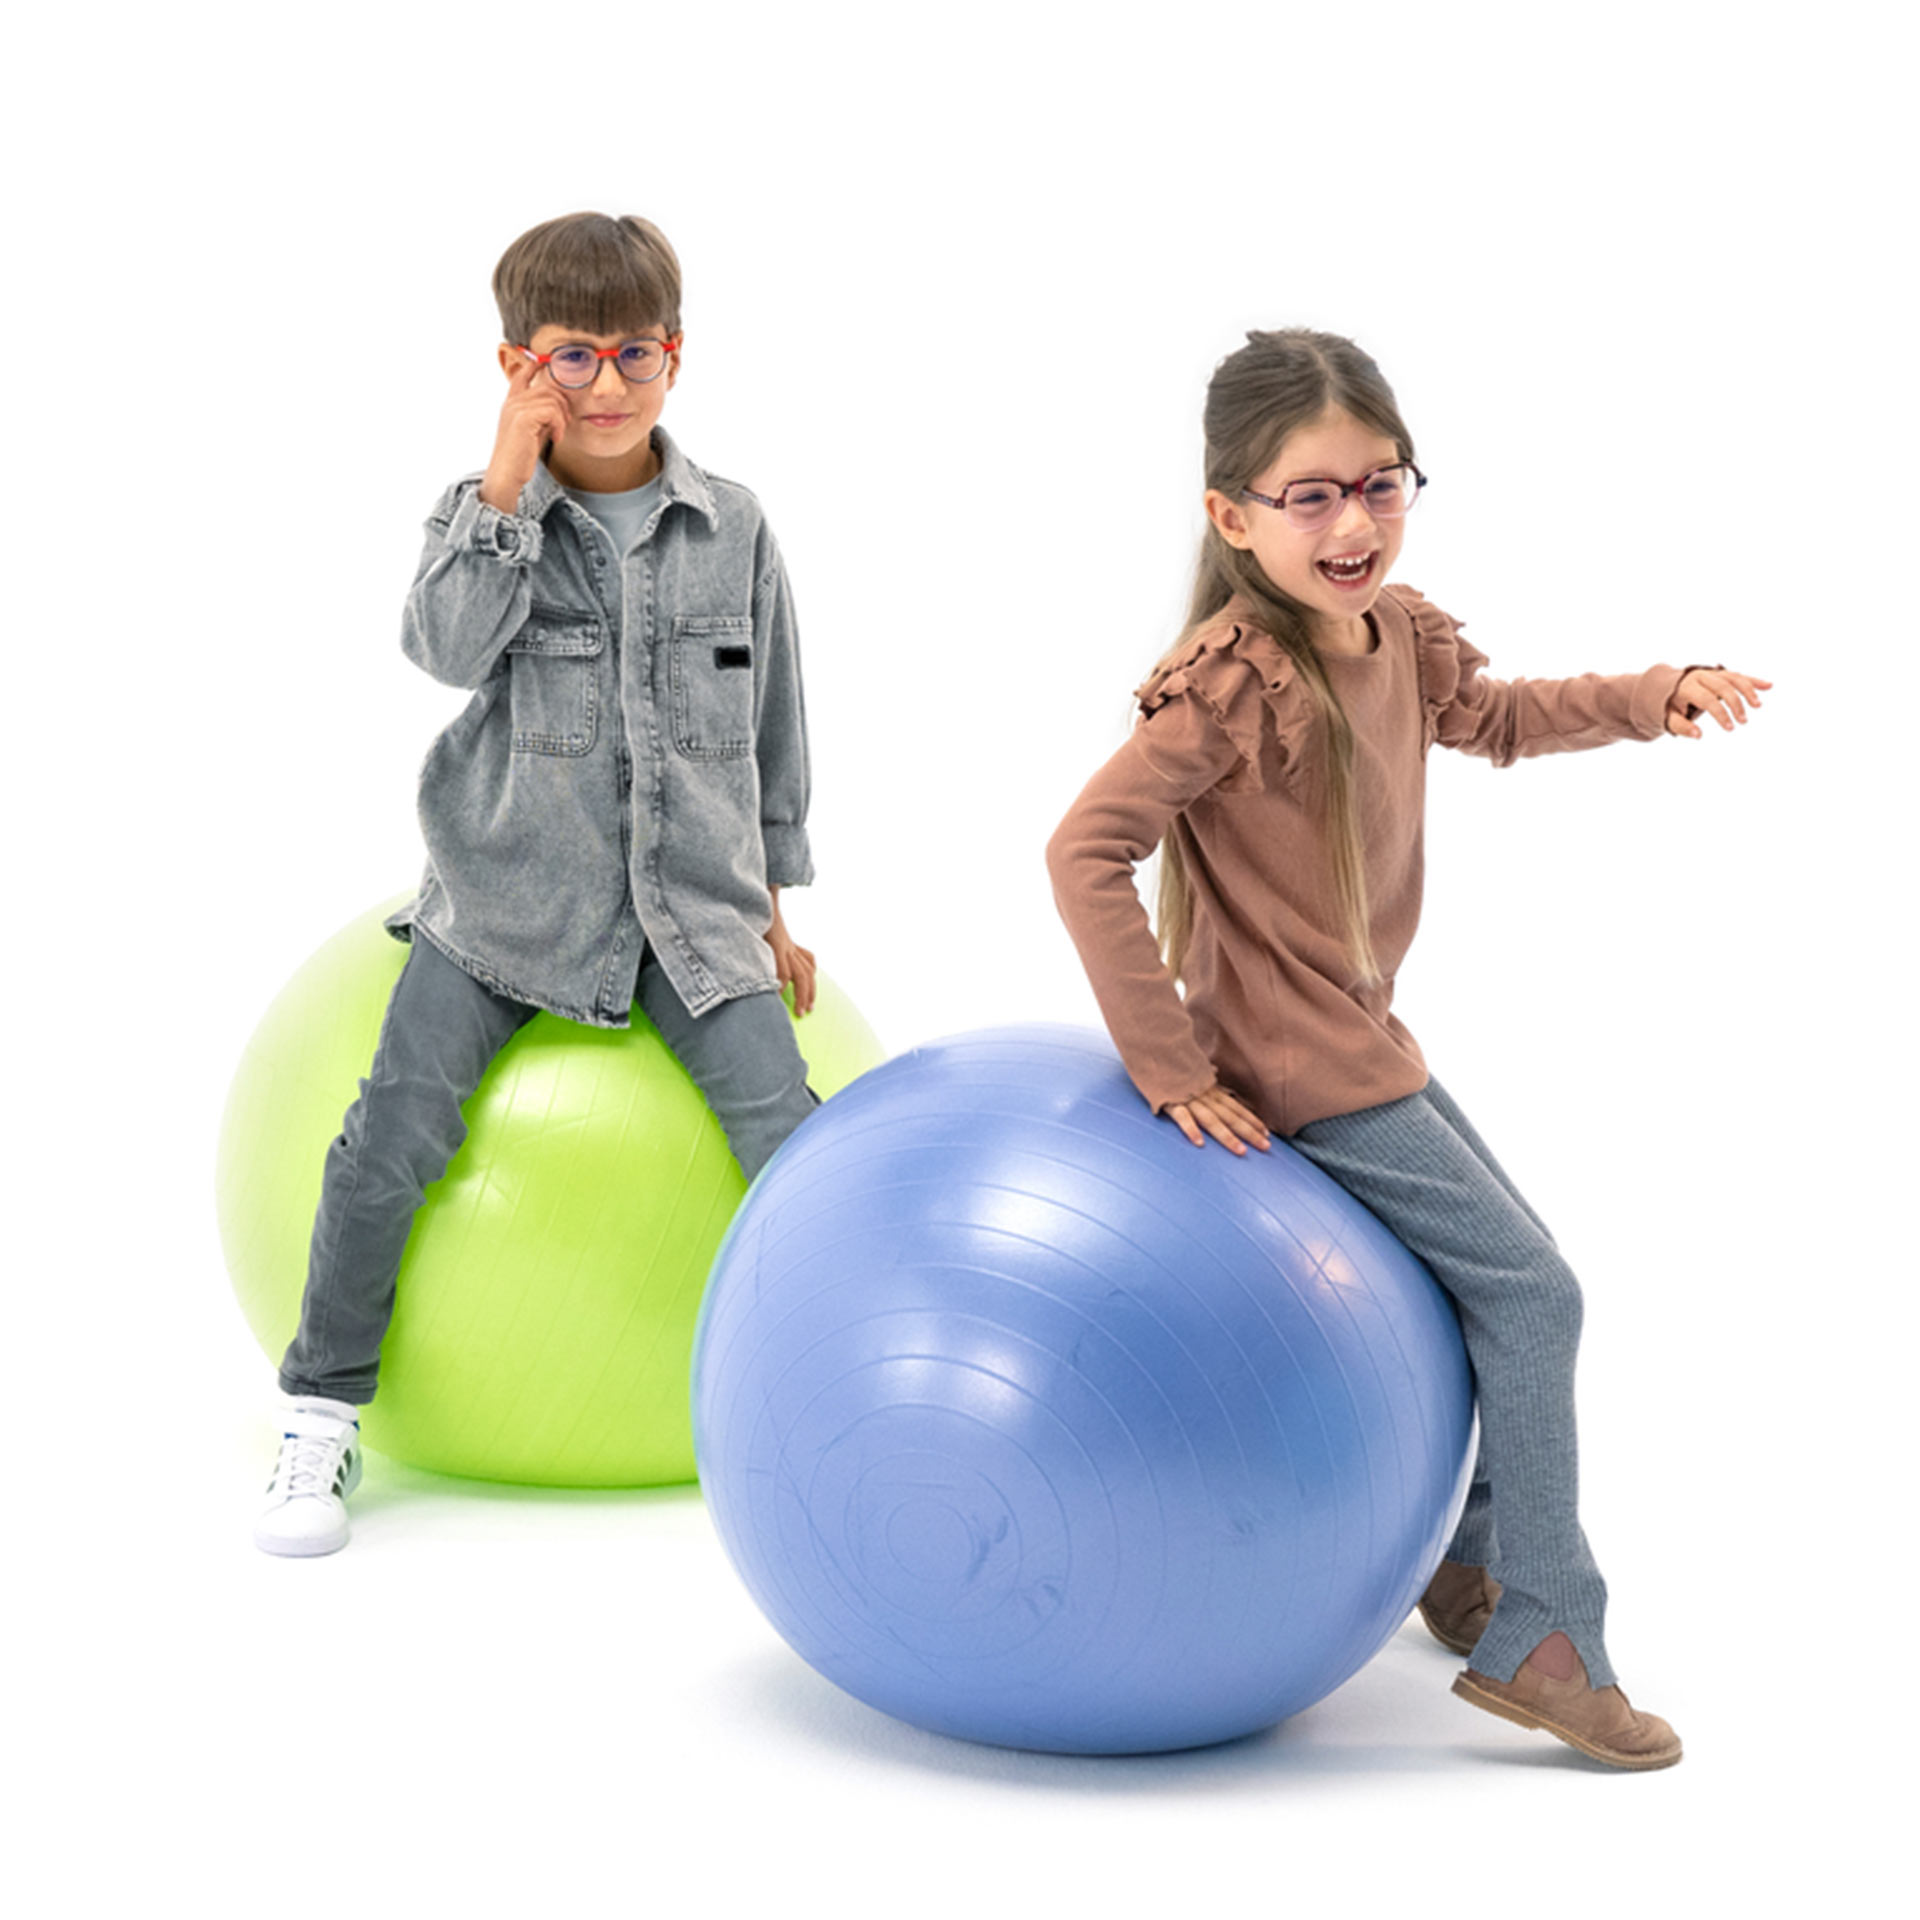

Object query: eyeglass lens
[1284,467,1420,530]
[544,341,672,388]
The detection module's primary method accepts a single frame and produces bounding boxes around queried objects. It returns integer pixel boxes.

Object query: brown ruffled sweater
[1046,583,1684,1135]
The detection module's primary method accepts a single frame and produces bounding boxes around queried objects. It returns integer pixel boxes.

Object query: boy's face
[499,323,680,489]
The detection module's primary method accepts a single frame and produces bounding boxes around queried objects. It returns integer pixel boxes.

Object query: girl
[1045,329,1767,1772]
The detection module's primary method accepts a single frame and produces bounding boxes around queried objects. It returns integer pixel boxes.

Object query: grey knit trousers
[279,934,816,1407]
[1292,1077,1613,1687]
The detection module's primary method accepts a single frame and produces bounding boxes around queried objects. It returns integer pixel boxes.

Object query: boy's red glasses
[518,337,682,388]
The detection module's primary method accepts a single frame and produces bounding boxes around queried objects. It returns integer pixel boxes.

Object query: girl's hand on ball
[1165,1085,1271,1156]
[1667,667,1772,738]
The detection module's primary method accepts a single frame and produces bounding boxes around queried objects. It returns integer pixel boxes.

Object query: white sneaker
[254,1398,363,1557]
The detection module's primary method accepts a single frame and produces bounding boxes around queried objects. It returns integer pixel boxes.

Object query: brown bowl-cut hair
[492,213,683,344]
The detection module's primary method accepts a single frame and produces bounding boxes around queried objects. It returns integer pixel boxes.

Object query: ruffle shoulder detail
[1133,617,1300,793]
[1386,582,1487,736]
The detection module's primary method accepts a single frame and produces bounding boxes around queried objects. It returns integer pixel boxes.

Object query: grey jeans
[278,935,816,1407]
[1292,1078,1613,1687]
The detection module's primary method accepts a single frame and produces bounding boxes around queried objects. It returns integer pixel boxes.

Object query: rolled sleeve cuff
[762,824,814,888]
[445,488,545,567]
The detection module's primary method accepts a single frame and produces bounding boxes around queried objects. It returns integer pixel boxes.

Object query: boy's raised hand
[480,358,572,513]
[1667,667,1772,738]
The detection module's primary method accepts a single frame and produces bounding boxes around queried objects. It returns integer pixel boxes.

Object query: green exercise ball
[217,899,885,1487]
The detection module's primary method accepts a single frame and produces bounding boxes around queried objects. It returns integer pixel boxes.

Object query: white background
[9,2,1909,1912]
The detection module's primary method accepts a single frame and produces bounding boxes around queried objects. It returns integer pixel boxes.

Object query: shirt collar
[517,426,718,528]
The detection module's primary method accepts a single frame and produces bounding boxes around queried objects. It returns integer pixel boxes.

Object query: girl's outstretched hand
[1667,667,1772,738]
[1164,1085,1272,1156]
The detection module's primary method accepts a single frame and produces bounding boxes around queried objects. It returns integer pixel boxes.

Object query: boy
[256,213,820,1555]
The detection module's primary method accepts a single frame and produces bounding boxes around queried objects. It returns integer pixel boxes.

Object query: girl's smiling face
[1204,407,1408,654]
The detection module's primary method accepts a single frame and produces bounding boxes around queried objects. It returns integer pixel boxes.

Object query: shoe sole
[253,1521,349,1558]
[1452,1672,1683,1771]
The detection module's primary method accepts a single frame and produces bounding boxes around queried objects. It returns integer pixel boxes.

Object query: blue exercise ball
[691,1024,1474,1755]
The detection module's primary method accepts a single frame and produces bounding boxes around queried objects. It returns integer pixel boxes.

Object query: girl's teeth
[1320,555,1373,579]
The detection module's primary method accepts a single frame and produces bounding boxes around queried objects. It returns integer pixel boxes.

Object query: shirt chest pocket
[670,614,754,760]
[505,605,605,757]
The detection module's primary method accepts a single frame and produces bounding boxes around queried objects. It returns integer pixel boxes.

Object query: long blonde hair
[1155,329,1416,989]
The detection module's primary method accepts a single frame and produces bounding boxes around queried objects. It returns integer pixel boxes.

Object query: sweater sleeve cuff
[1127,1044,1220,1116]
[1630,664,1689,739]
[444,488,545,567]
[1145,1075,1219,1116]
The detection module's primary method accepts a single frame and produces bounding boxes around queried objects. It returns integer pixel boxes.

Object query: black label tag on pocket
[714,645,752,670]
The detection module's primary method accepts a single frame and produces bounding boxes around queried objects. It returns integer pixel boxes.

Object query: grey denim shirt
[388,428,812,1026]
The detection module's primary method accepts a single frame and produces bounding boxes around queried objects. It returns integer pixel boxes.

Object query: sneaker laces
[272,1425,353,1499]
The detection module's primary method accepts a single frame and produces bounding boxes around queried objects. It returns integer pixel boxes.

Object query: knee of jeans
[354,1072,469,1177]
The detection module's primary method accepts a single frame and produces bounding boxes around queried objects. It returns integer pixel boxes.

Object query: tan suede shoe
[1453,1655,1683,1771]
[1415,1560,1502,1656]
